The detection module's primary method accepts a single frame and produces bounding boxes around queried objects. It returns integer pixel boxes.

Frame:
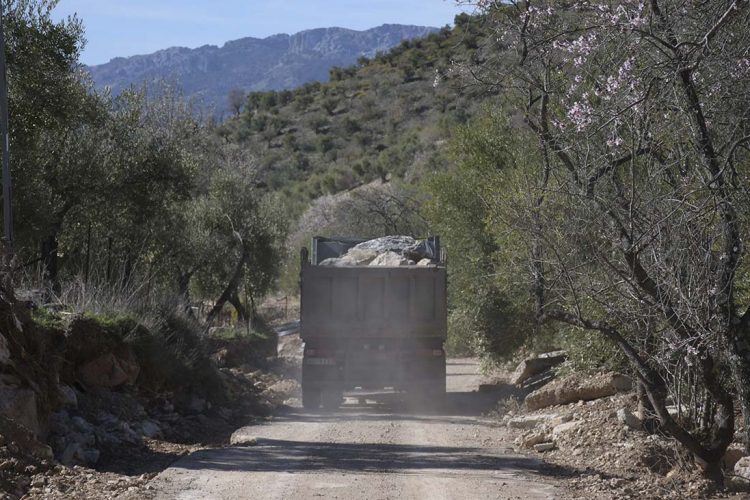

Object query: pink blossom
[567,99,594,131]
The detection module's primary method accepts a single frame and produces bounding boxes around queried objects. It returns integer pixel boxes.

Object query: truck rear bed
[299,236,447,409]
[300,265,447,340]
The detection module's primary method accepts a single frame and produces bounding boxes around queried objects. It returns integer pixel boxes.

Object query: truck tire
[408,378,446,410]
[302,387,321,409]
[432,376,447,396]
[429,382,446,409]
[321,390,343,410]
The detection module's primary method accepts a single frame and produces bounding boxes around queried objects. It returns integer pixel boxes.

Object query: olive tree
[193,149,287,329]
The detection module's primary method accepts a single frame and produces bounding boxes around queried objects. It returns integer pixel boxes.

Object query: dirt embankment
[0,283,300,500]
[496,367,750,499]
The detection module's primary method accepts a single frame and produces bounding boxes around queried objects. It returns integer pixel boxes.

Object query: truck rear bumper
[302,340,446,392]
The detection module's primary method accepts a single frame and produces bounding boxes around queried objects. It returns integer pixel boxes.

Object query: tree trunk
[542,309,733,482]
[180,277,196,319]
[727,329,750,454]
[84,223,91,284]
[178,270,193,305]
[121,254,133,289]
[106,237,113,283]
[228,291,248,322]
[636,381,658,434]
[205,245,249,331]
[40,232,60,296]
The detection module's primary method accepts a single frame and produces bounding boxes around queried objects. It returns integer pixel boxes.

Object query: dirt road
[151,359,560,499]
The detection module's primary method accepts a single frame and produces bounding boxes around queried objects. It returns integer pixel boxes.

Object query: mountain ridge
[87,24,440,115]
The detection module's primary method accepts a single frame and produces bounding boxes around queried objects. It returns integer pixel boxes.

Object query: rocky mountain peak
[87,24,438,116]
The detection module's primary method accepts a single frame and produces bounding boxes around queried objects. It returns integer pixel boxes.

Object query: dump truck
[299,236,447,409]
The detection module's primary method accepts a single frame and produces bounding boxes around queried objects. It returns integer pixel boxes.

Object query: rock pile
[319,235,439,267]
[0,414,54,498]
[510,350,567,387]
[496,371,749,498]
[45,386,170,468]
[524,371,632,411]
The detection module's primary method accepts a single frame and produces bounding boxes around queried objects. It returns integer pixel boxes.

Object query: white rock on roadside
[510,351,567,386]
[230,428,259,446]
[734,456,750,481]
[138,420,162,438]
[552,421,580,436]
[60,442,100,467]
[548,414,572,427]
[616,408,642,430]
[722,443,747,471]
[523,432,550,448]
[71,416,94,434]
[507,414,559,429]
[189,396,207,413]
[525,372,633,411]
[0,387,41,436]
[534,442,556,452]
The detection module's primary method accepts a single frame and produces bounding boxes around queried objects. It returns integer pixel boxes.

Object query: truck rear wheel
[321,390,344,410]
[429,383,446,409]
[302,387,321,409]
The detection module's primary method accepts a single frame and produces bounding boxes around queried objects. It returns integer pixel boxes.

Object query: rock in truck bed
[318,235,440,267]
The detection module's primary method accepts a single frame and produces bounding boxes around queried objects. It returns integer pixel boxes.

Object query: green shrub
[31,307,64,329]
[556,327,627,375]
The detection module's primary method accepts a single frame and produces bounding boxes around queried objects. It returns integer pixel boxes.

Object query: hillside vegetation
[217,14,487,215]
[216,13,523,360]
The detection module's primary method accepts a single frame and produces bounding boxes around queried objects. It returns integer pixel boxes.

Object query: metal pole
[0,3,13,258]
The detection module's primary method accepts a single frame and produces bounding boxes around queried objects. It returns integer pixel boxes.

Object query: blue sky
[52,1,471,66]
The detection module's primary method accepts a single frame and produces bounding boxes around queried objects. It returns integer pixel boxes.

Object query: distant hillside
[218,14,487,216]
[87,24,439,115]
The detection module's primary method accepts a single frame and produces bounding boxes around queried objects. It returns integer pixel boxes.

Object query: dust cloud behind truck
[300,236,447,409]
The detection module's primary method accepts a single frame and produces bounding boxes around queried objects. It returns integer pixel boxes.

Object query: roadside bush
[556,327,627,375]
[425,110,535,362]
[205,317,278,368]
[132,312,225,400]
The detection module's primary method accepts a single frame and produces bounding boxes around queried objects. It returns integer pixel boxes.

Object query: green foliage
[192,163,288,305]
[11,6,551,373]
[30,306,64,329]
[425,109,538,362]
[9,2,288,329]
[557,327,626,375]
[5,2,103,250]
[206,318,278,362]
[217,17,487,220]
[134,312,225,399]
[81,311,141,333]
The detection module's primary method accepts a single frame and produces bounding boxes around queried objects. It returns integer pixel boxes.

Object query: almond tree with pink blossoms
[462,0,750,482]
